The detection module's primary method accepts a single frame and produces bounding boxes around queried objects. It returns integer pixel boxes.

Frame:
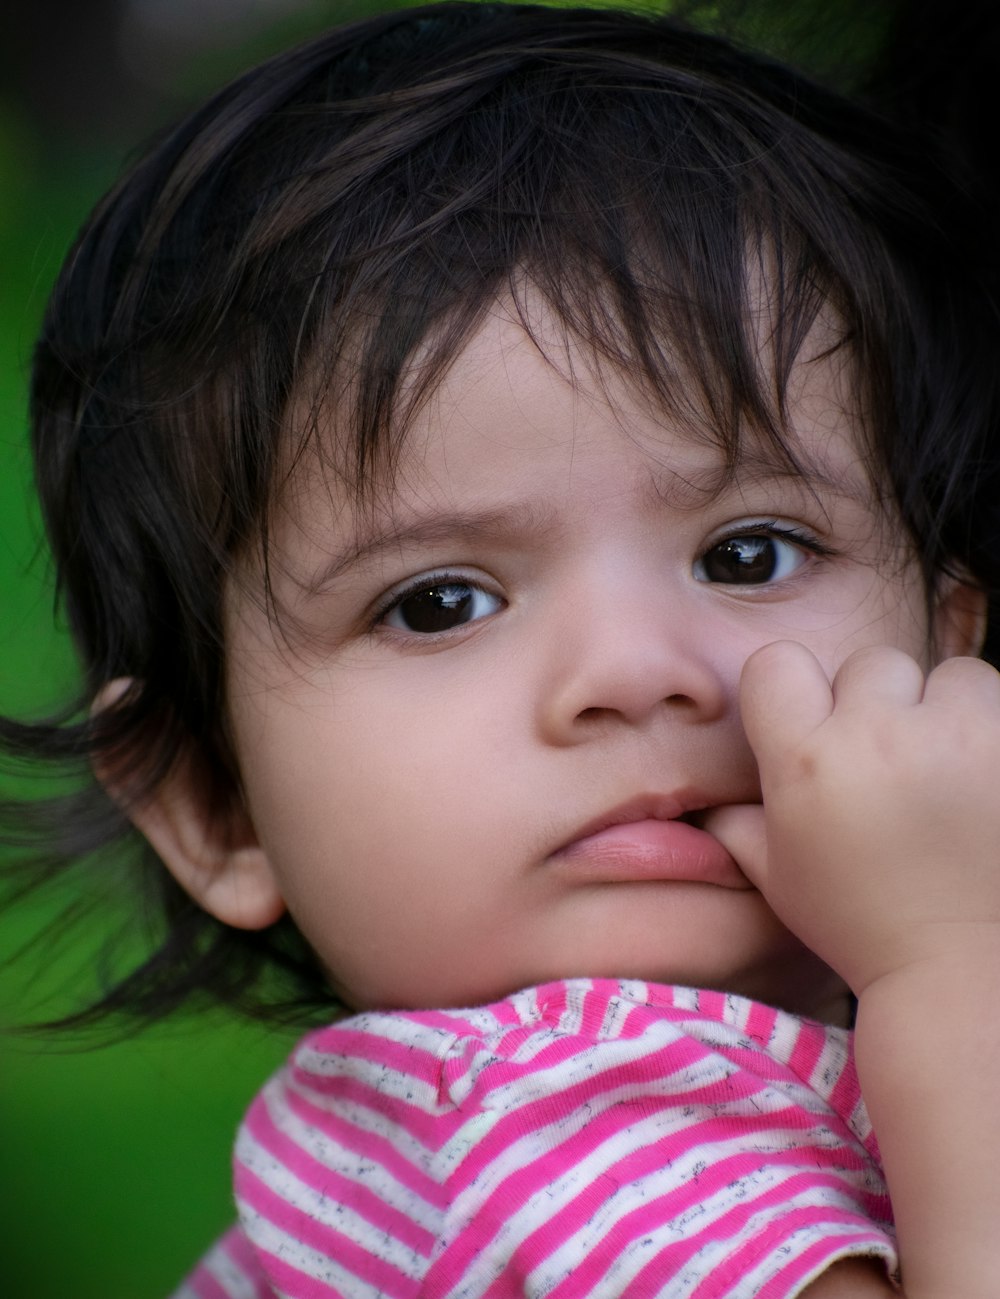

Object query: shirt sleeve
[175,980,899,1299]
[170,1223,277,1299]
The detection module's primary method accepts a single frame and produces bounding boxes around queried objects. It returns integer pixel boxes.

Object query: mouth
[551,795,750,889]
[560,794,708,842]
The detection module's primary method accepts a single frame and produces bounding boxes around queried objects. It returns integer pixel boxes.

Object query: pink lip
[552,798,750,889]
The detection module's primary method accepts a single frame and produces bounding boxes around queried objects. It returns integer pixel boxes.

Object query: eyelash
[709,519,832,557]
[370,570,503,631]
[693,520,834,584]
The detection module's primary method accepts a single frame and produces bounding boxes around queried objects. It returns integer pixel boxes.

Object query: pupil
[703,536,775,583]
[399,584,473,632]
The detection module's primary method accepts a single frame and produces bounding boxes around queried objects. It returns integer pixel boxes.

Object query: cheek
[806,570,933,675]
[232,674,521,994]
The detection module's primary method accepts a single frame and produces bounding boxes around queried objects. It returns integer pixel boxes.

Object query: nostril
[574,706,613,723]
[575,696,698,724]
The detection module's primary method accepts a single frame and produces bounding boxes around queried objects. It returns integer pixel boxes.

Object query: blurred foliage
[0,1,905,1294]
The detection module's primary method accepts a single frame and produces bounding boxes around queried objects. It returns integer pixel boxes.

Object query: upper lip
[553,792,713,855]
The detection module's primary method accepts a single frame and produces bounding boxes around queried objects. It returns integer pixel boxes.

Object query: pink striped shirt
[175,979,897,1298]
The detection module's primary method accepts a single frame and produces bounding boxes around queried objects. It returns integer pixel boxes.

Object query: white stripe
[267,1078,443,1217]
[529,1132,888,1293]
[807,1031,852,1101]
[447,1019,734,1113]
[669,985,703,1013]
[598,988,639,1039]
[201,1237,266,1299]
[724,992,758,1034]
[290,1067,445,1121]
[439,1046,740,1178]
[236,1202,417,1299]
[287,1047,444,1114]
[303,1010,456,1057]
[437,1107,885,1298]
[713,1220,898,1299]
[845,1092,875,1146]
[532,1166,894,1299]
[168,1234,261,1299]
[237,1127,430,1280]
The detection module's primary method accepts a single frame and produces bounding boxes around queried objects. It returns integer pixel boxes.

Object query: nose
[536,579,731,744]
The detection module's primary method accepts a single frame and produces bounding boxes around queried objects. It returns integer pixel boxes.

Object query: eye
[694,527,816,585]
[380,578,504,634]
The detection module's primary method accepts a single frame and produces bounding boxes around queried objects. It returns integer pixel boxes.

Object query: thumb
[702,803,768,891]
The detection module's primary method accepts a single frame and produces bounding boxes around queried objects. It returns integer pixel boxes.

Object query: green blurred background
[0,6,412,1293]
[0,1,894,1293]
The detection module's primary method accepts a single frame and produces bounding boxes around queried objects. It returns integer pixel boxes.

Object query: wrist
[847,921,1000,1002]
[853,945,1000,1299]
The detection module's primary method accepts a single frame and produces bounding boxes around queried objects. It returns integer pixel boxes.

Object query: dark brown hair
[4,2,1000,1030]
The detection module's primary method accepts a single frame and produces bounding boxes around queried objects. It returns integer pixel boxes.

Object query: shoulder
[275,978,863,1132]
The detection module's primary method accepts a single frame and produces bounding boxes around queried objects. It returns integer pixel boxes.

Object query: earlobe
[933,576,988,661]
[91,679,287,931]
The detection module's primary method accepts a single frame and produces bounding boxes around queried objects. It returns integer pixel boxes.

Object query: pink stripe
[432,1109,837,1291]
[180,1226,272,1299]
[828,1052,862,1122]
[244,1244,347,1299]
[687,1180,884,1288]
[443,1027,717,1125]
[745,999,779,1048]
[603,1180,884,1298]
[444,1047,785,1224]
[292,1027,445,1094]
[512,1149,875,1296]
[279,1079,455,1197]
[688,1202,893,1299]
[443,1034,720,1187]
[537,980,573,1021]
[696,988,728,1021]
[758,1232,895,1298]
[787,1019,827,1081]
[181,1264,233,1299]
[574,981,615,1037]
[241,1101,440,1252]
[394,997,526,1036]
[441,1025,657,1103]
[285,1069,465,1149]
[220,984,885,1299]
[237,1165,421,1299]
[693,1034,817,1089]
[221,1225,270,1281]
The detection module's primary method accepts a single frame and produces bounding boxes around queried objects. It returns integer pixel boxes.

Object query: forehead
[415,295,857,462]
[274,295,874,566]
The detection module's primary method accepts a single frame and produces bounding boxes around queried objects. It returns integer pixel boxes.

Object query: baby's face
[224,303,943,1020]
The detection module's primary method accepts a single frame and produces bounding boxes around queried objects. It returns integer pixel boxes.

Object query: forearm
[854,941,1000,1299]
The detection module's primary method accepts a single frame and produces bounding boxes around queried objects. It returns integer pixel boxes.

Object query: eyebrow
[302,502,558,594]
[649,451,873,512]
[300,452,875,595]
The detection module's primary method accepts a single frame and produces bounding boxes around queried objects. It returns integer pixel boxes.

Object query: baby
[5,4,1000,1296]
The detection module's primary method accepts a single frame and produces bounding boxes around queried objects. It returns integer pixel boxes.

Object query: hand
[706,642,1000,996]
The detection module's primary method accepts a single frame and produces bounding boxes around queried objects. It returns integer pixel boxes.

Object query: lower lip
[554,819,750,888]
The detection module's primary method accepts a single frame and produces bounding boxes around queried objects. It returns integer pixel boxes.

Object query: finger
[829,644,925,711]
[702,803,769,891]
[739,641,833,766]
[922,654,1000,711]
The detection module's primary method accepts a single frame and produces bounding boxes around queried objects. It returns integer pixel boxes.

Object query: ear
[92,680,286,931]
[931,575,988,662]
